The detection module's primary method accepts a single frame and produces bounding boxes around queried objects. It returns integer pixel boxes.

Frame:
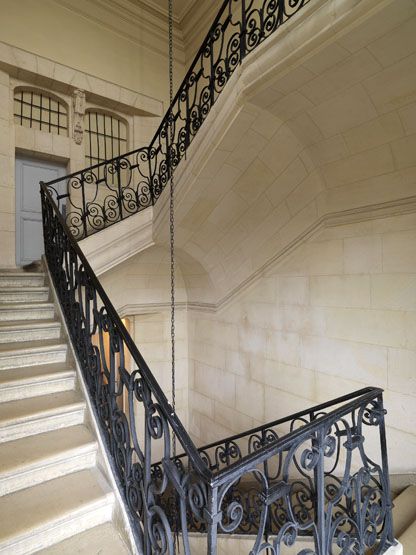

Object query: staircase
[0,268,131,554]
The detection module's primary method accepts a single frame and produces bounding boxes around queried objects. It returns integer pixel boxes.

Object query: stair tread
[0,319,59,330]
[0,338,66,354]
[0,271,43,276]
[0,286,49,292]
[400,517,416,550]
[0,469,113,546]
[393,485,416,537]
[0,390,84,427]
[0,363,75,386]
[0,302,54,310]
[0,425,96,478]
[39,522,130,554]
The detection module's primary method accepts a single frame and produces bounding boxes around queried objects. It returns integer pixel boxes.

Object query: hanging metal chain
[168,0,176,458]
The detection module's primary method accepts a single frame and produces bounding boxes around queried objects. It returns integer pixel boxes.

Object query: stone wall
[188,212,416,474]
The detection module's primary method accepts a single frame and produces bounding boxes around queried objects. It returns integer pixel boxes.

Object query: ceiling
[138,0,199,22]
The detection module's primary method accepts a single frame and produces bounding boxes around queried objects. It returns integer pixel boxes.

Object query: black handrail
[44,0,312,240]
[40,0,395,550]
[41,176,396,553]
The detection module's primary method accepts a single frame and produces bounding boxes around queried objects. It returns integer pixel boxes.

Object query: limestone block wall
[188,212,416,474]
[100,246,190,446]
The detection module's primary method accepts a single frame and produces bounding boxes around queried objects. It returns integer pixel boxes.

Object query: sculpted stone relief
[72,88,86,145]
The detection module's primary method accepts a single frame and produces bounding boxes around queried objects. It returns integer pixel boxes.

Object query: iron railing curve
[41,180,395,554]
[44,0,312,239]
[40,0,395,552]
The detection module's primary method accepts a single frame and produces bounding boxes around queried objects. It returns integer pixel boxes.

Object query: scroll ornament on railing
[40,0,395,552]
[44,0,312,241]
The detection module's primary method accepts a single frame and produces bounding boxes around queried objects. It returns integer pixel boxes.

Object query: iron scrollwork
[44,0,311,240]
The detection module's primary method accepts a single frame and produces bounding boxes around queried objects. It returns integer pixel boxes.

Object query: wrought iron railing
[41,181,395,554]
[44,0,311,240]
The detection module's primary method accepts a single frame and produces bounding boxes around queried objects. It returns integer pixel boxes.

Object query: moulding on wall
[52,0,186,63]
[79,207,155,277]
[216,194,416,312]
[0,41,163,117]
[113,194,416,316]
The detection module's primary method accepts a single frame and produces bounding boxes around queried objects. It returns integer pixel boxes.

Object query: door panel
[16,157,67,266]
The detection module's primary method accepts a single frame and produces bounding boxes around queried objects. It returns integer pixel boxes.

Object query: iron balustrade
[41,181,395,554]
[43,0,311,240]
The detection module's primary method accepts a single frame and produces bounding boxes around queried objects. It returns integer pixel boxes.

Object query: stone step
[0,390,85,443]
[0,287,49,303]
[0,302,55,322]
[0,272,45,288]
[0,320,61,344]
[0,363,76,402]
[0,339,67,369]
[400,519,416,552]
[40,522,130,554]
[393,485,416,537]
[0,425,97,496]
[0,469,114,554]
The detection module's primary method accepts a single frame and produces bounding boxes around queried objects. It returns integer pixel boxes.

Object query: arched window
[84,110,128,166]
[14,88,68,136]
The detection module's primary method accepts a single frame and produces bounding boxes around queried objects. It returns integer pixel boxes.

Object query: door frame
[15,155,67,266]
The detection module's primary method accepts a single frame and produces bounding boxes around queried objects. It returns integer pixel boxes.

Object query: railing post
[117,159,123,221]
[80,174,88,239]
[315,428,326,555]
[240,0,246,61]
[206,485,219,555]
[377,393,396,547]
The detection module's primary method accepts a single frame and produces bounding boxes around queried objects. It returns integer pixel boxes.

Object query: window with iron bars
[13,89,68,136]
[84,110,128,168]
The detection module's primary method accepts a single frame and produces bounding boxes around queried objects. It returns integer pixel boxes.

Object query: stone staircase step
[0,390,85,443]
[0,339,67,369]
[39,522,130,554]
[0,272,45,288]
[0,320,61,344]
[0,287,49,303]
[0,469,114,554]
[0,425,97,496]
[399,518,416,552]
[0,363,76,402]
[0,302,55,321]
[393,485,416,537]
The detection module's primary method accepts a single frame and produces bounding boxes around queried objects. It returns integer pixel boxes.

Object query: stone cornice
[115,194,416,318]
[52,0,186,63]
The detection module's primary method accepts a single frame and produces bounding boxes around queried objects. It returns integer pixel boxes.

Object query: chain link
[168,0,176,458]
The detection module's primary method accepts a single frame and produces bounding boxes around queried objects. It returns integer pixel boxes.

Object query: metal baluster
[117,159,123,221]
[241,0,246,62]
[80,174,88,239]
[315,428,326,555]
[378,393,396,548]
[206,486,219,555]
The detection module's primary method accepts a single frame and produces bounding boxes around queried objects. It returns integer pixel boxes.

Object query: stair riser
[0,376,76,402]
[0,326,61,344]
[0,448,97,496]
[0,307,55,321]
[0,500,114,555]
[0,291,49,303]
[0,408,85,443]
[0,277,45,287]
[0,348,67,370]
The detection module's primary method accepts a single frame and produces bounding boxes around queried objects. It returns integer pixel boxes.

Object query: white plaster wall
[188,213,416,474]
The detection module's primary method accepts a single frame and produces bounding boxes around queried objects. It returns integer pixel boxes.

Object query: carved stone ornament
[72,89,86,145]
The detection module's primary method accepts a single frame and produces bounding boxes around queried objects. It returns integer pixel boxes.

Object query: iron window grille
[13,89,68,136]
[84,110,128,168]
